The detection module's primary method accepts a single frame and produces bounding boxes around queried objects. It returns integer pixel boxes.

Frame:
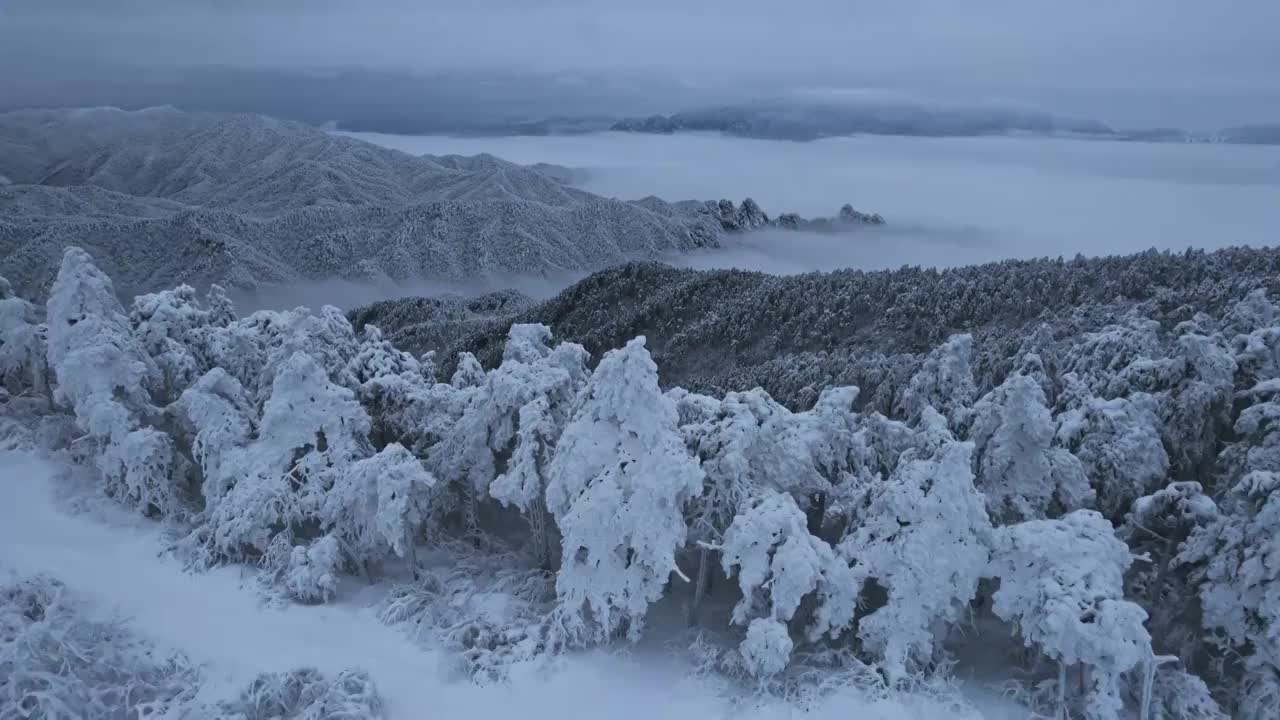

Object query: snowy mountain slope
[362,245,1280,410]
[0,107,736,299]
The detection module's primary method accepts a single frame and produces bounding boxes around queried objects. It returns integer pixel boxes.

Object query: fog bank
[349,131,1280,273]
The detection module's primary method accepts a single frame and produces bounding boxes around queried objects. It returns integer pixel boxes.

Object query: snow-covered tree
[206,305,360,408]
[1056,385,1169,518]
[450,351,486,389]
[897,333,976,431]
[1222,288,1276,338]
[343,324,433,449]
[1178,470,1280,715]
[276,534,343,604]
[1062,314,1235,487]
[0,275,48,400]
[1232,317,1280,394]
[1131,326,1237,485]
[1123,482,1219,664]
[1141,668,1229,720]
[718,489,857,675]
[679,384,867,616]
[740,618,794,680]
[262,306,361,391]
[1218,380,1280,481]
[545,337,703,645]
[175,367,255,518]
[970,366,1093,523]
[46,247,184,516]
[683,387,839,538]
[1065,316,1164,397]
[839,441,992,682]
[129,284,227,403]
[852,409,930,480]
[344,325,428,389]
[988,510,1152,720]
[198,352,372,564]
[324,443,435,578]
[431,324,588,551]
[669,386,721,428]
[46,248,158,428]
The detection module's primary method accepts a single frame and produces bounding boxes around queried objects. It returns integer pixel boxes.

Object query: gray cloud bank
[2,0,1279,128]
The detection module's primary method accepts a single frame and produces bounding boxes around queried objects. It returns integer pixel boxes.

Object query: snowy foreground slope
[3,247,1277,718]
[0,451,1021,719]
[0,107,877,301]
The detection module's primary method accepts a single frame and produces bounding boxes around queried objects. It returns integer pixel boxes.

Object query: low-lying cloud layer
[354,130,1280,275]
[246,127,1280,311]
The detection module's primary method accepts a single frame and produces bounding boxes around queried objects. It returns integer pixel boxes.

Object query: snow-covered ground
[0,449,1025,719]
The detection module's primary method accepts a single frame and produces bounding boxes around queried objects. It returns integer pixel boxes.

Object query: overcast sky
[4,0,1279,128]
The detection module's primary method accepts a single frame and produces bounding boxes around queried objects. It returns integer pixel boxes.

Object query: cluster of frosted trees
[3,248,1279,719]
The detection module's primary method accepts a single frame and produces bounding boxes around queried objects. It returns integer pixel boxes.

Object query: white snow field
[0,450,1024,719]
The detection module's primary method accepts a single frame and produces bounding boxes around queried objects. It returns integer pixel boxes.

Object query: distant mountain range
[0,107,879,300]
[605,100,1280,144]
[4,63,1273,145]
[401,98,1280,145]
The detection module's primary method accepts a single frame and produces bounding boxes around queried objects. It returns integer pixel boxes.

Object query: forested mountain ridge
[0,107,716,299]
[357,245,1280,411]
[0,108,878,301]
[4,246,1278,718]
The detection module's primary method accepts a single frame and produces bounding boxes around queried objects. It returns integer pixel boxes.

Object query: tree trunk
[463,491,480,545]
[1141,655,1178,720]
[1058,662,1068,720]
[530,499,553,571]
[807,492,827,537]
[405,532,419,582]
[691,547,711,625]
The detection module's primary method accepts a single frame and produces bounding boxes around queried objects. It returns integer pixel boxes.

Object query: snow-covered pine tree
[46,247,184,517]
[718,488,857,676]
[206,304,360,410]
[1218,377,1280,481]
[1222,288,1277,339]
[1156,326,1236,486]
[838,440,992,683]
[545,337,703,645]
[430,324,588,555]
[483,324,590,568]
[1056,378,1170,519]
[1123,482,1219,669]
[1177,376,1280,714]
[897,333,976,431]
[969,362,1093,523]
[450,352,486,389]
[679,384,867,618]
[129,284,226,404]
[989,510,1153,720]
[196,351,372,569]
[324,442,436,579]
[343,324,433,450]
[1065,316,1165,397]
[0,275,48,401]
[175,367,255,526]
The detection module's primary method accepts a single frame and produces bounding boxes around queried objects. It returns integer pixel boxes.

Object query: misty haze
[346,130,1280,273]
[3,2,1279,720]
